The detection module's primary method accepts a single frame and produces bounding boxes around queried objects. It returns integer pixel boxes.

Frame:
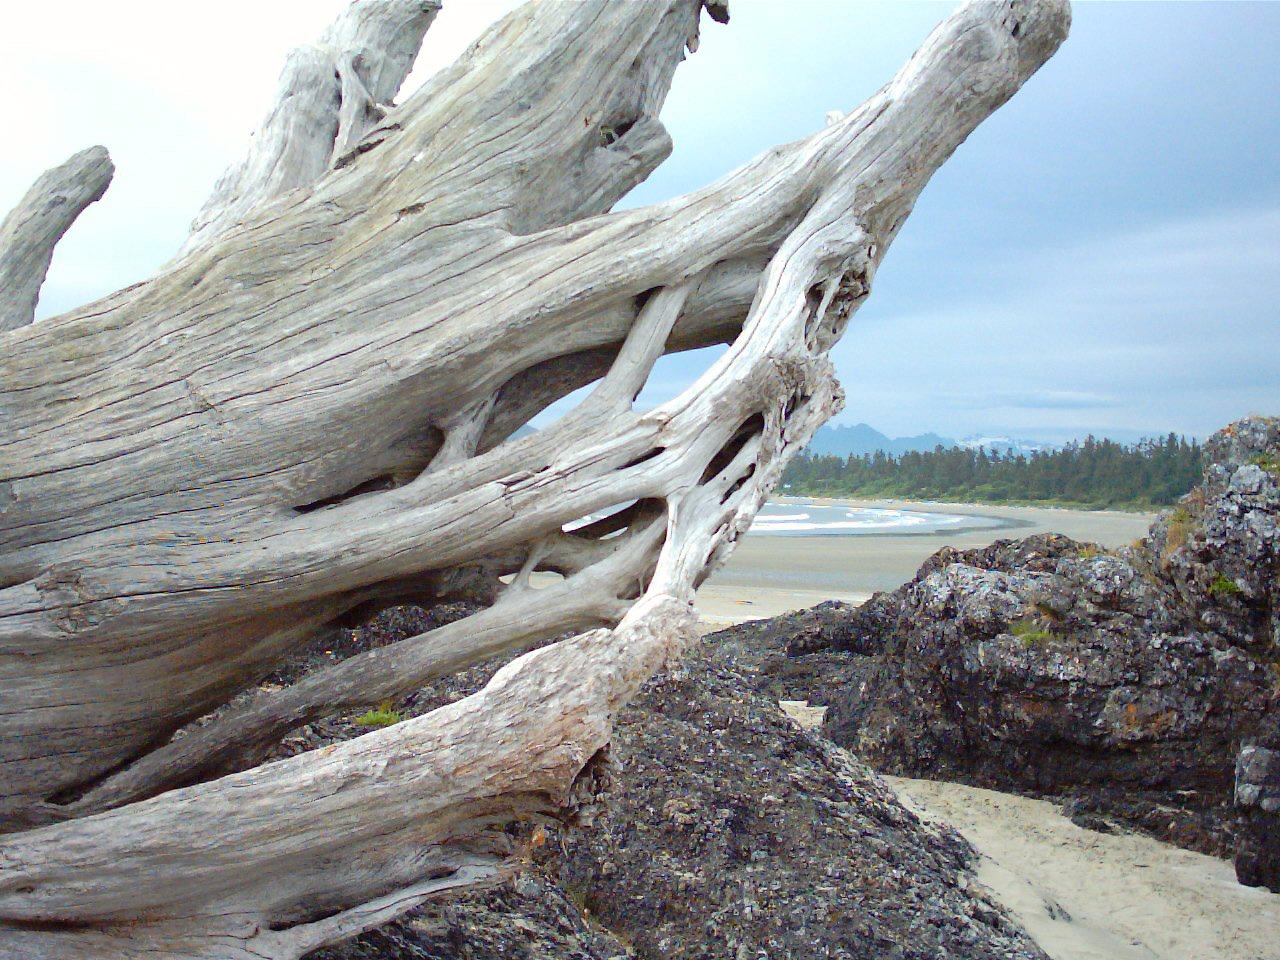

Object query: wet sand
[696,499,1154,624]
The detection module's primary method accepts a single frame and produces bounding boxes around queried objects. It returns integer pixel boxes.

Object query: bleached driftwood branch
[0,146,113,332]
[182,0,442,254]
[0,0,1069,956]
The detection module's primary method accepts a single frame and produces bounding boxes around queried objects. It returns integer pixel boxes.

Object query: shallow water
[750,499,1007,537]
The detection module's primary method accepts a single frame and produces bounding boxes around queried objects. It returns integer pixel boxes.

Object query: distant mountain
[806,423,956,458]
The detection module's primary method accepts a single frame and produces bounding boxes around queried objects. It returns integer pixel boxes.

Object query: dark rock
[1156,418,1280,651]
[303,608,1047,960]
[1235,714,1280,890]
[550,631,1047,960]
[810,416,1280,871]
[305,871,633,960]
[1058,799,1116,835]
[726,599,868,656]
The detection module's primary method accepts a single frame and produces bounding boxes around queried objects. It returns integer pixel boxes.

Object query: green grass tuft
[1163,506,1196,560]
[1248,452,1280,477]
[1208,573,1243,597]
[1010,616,1053,647]
[355,701,405,727]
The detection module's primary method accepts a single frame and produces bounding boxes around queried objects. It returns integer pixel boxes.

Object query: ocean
[750,499,1008,537]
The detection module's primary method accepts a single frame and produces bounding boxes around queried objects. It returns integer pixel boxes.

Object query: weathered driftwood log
[0,0,1069,956]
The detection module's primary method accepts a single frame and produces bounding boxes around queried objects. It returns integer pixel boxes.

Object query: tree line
[781,433,1202,509]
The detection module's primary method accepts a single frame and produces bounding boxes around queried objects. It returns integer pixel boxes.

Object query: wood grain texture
[0,0,1070,954]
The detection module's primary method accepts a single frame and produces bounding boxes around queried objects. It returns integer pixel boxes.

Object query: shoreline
[774,493,1155,525]
[696,498,1155,624]
[766,495,1032,538]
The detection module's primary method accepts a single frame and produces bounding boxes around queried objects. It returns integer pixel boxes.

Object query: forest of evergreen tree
[781,434,1202,509]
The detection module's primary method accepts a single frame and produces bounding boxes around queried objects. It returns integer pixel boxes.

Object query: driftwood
[0,1,1069,957]
[0,146,113,333]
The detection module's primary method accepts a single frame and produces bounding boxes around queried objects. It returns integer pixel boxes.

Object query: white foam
[750,500,994,536]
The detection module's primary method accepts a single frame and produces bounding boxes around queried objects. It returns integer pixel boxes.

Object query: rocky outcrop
[551,633,1046,960]
[814,417,1280,888]
[1235,713,1280,892]
[306,872,633,960]
[296,606,1046,959]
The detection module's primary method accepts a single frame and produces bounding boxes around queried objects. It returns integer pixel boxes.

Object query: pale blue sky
[626,1,1280,443]
[4,1,1276,443]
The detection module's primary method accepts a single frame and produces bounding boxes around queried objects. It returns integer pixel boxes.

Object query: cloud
[832,204,1280,441]
[940,390,1119,412]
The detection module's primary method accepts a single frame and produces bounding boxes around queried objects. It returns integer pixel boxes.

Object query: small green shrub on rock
[1011,617,1052,647]
[1208,573,1243,597]
[355,702,405,727]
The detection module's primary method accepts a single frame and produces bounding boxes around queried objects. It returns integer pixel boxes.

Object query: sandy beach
[888,778,1280,960]
[696,498,1155,624]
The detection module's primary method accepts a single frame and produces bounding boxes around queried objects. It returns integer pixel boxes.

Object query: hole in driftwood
[294,425,444,513]
[782,389,810,422]
[269,905,342,932]
[701,413,765,485]
[565,498,665,541]
[632,343,729,413]
[621,447,665,470]
[563,500,640,536]
[294,475,398,513]
[802,282,826,341]
[500,569,566,591]
[721,463,757,504]
[632,286,659,313]
[599,115,637,147]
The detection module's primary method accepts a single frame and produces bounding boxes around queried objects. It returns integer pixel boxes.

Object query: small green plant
[1248,452,1280,477]
[1078,545,1105,560]
[1010,616,1052,647]
[1208,573,1243,597]
[1163,506,1196,561]
[354,701,405,727]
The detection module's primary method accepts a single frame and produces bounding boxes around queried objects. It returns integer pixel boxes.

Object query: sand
[696,498,1154,624]
[776,702,1280,960]
[887,778,1280,960]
